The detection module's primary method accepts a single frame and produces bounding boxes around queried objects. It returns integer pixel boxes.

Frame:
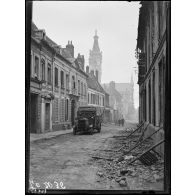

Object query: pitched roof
[31,21,89,77]
[87,74,106,94]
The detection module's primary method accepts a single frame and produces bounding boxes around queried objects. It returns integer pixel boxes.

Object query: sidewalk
[30,128,73,142]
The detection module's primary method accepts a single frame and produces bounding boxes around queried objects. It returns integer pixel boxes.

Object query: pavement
[30,122,125,143]
[30,128,73,142]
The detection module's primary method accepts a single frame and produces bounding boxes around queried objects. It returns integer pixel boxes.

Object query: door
[71,100,75,126]
[30,93,38,133]
[45,103,50,131]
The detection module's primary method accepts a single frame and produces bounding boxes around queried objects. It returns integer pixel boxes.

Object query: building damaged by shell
[136,1,170,156]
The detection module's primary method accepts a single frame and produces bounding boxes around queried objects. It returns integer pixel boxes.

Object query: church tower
[89,30,102,83]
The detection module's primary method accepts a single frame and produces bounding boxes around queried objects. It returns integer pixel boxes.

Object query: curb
[30,129,73,143]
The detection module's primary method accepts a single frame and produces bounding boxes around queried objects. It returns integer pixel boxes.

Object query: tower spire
[89,30,102,83]
[93,29,100,51]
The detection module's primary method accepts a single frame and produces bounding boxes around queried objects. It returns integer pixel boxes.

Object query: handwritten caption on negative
[29,179,66,193]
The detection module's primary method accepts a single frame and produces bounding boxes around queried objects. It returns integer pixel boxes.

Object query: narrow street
[29,123,163,190]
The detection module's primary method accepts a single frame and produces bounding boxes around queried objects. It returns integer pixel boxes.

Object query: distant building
[136,1,170,156]
[30,22,88,133]
[102,81,123,123]
[86,67,105,110]
[114,75,136,121]
[89,30,102,83]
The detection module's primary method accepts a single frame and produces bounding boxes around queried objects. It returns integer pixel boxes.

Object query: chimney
[66,40,74,58]
[86,66,89,74]
[95,70,99,80]
[77,53,85,70]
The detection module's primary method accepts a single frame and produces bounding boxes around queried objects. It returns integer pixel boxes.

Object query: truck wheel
[98,124,101,133]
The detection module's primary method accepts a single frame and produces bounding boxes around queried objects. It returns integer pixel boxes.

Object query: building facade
[102,81,123,123]
[86,68,105,111]
[89,30,102,83]
[30,22,88,133]
[136,1,170,156]
[114,75,136,121]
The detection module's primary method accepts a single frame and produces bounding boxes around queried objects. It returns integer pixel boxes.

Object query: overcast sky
[33,1,140,108]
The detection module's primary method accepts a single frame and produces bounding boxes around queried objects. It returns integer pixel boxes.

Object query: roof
[31,21,88,77]
[87,74,106,94]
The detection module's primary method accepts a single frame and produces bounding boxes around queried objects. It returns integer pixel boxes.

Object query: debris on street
[92,123,164,190]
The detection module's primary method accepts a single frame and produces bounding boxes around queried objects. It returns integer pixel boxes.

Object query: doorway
[45,103,50,131]
[30,93,38,133]
[71,100,75,126]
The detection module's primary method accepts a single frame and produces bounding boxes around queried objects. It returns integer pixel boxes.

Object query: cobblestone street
[29,123,163,190]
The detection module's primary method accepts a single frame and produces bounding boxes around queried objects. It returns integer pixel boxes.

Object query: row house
[85,66,105,114]
[136,1,170,156]
[30,22,88,133]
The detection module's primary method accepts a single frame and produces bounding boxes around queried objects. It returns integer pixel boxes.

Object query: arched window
[41,59,45,81]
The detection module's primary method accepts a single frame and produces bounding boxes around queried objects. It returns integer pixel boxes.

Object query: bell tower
[89,30,102,83]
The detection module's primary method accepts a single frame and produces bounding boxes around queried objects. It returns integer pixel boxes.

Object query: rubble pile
[92,125,164,188]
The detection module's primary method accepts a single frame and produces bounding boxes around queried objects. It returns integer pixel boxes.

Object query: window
[41,59,45,81]
[78,80,80,94]
[61,71,64,88]
[84,84,86,97]
[66,74,69,90]
[47,63,51,84]
[55,67,58,87]
[65,99,69,121]
[34,56,39,78]
[31,54,33,77]
[72,76,75,89]
[81,82,83,95]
